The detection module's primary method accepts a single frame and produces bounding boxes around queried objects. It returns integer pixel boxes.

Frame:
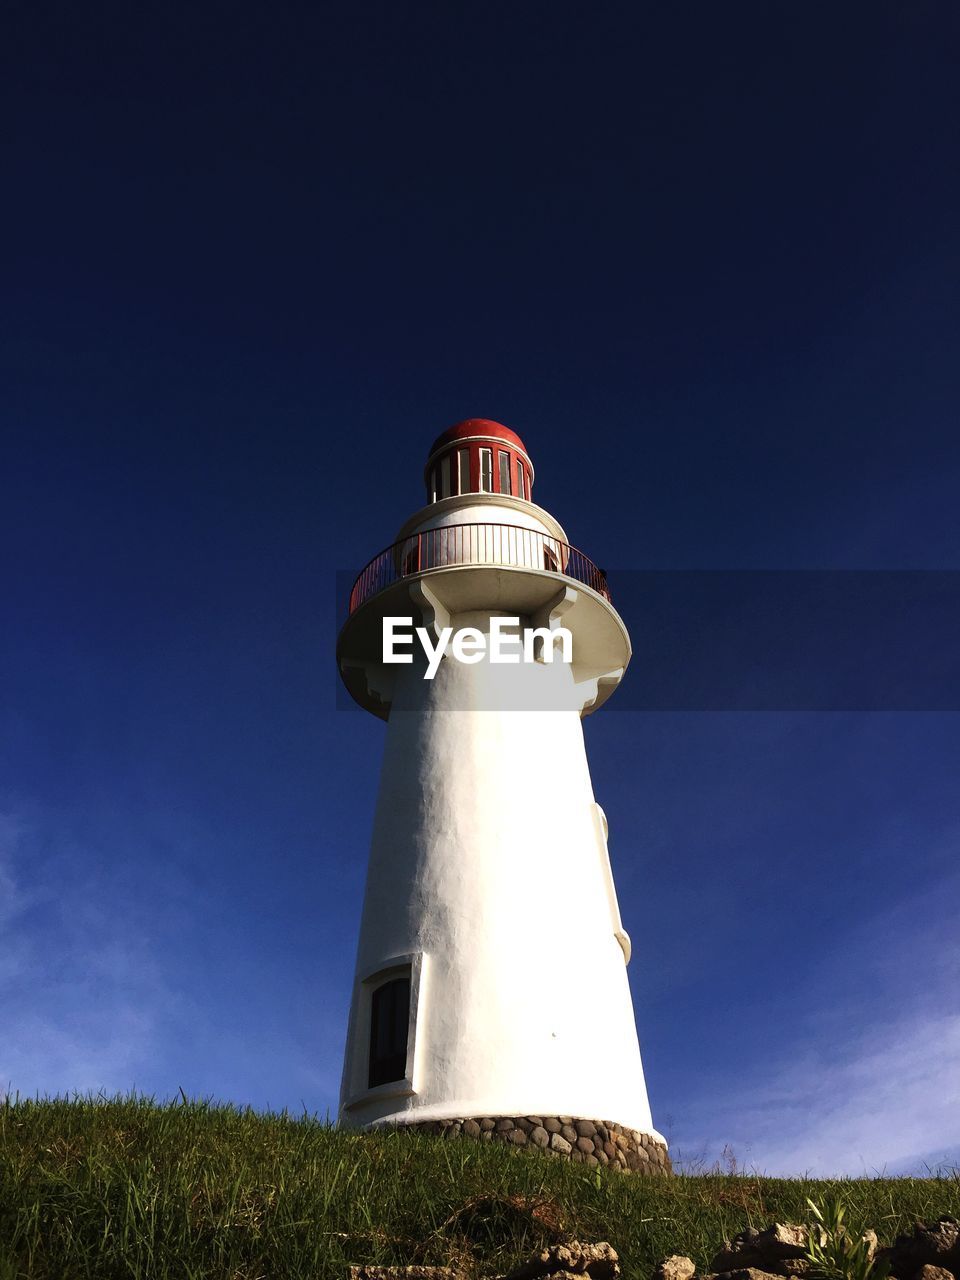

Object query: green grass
[0,1095,957,1280]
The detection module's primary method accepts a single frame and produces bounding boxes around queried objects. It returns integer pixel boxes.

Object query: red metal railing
[348,522,611,614]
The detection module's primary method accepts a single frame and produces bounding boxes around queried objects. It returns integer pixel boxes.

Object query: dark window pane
[368,976,410,1088]
[498,450,511,494]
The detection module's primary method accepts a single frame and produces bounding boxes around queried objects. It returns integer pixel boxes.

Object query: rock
[530,1126,550,1148]
[480,1117,496,1130]
[544,1118,562,1133]
[914,1267,955,1280]
[653,1256,696,1280]
[879,1219,960,1279]
[550,1133,572,1154]
[711,1225,809,1275]
[462,1118,481,1139]
[496,1118,515,1132]
[576,1136,595,1154]
[561,1124,578,1143]
[576,1120,598,1138]
[509,1128,528,1145]
[504,1241,620,1280]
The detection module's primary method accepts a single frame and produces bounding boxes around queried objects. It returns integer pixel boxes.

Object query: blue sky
[2,3,959,1175]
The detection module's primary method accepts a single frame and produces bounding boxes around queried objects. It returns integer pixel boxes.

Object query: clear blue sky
[2,3,958,1175]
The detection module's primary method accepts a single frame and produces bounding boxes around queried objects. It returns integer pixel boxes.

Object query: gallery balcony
[348,521,611,614]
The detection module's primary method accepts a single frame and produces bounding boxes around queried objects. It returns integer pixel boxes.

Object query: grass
[0,1095,957,1280]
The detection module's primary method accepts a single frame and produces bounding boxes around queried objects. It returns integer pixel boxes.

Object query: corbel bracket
[408,578,450,641]
[530,585,578,662]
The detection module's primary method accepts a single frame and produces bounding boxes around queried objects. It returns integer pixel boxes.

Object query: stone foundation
[390,1115,672,1174]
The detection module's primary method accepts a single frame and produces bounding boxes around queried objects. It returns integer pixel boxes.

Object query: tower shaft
[340,644,655,1132]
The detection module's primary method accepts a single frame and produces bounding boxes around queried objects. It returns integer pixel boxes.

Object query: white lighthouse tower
[337,419,669,1173]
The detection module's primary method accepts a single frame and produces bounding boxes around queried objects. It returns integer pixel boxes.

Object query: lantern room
[423,419,535,504]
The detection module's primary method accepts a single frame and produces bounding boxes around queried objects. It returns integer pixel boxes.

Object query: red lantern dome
[423,419,535,504]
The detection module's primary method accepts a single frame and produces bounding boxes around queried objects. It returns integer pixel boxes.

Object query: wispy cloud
[677,1008,960,1176]
[673,861,960,1176]
[0,809,180,1097]
[0,805,346,1112]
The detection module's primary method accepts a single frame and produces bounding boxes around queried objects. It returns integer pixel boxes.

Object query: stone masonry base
[389,1115,672,1174]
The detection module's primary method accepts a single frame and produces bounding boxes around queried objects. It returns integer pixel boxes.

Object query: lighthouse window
[498,451,511,494]
[458,447,471,493]
[368,975,411,1088]
[517,461,526,500]
[440,455,452,499]
[479,448,493,492]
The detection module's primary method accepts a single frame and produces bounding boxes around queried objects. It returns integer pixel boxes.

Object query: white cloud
[678,1009,960,1176]
[0,805,341,1111]
[0,810,180,1098]
[673,861,960,1176]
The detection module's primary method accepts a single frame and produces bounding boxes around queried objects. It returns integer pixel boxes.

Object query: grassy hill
[0,1096,956,1280]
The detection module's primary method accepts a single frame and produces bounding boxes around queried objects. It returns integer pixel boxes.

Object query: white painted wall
[406,501,557,539]
[339,629,660,1138]
[398,501,566,573]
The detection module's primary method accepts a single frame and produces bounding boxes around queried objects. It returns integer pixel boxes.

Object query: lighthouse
[336,419,670,1174]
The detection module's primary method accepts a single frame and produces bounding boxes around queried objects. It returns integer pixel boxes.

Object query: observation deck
[348,521,611,614]
[338,520,631,719]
